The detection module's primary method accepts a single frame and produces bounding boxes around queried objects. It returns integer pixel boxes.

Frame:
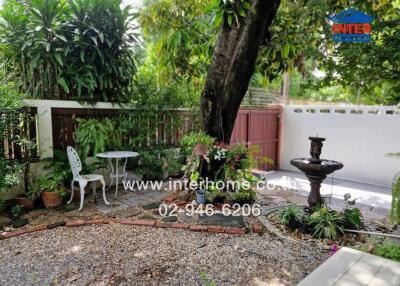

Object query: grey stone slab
[298,247,363,286]
[139,214,157,220]
[12,217,29,228]
[161,216,178,222]
[298,247,400,286]
[337,251,385,286]
[143,202,161,210]
[368,259,400,286]
[198,213,246,228]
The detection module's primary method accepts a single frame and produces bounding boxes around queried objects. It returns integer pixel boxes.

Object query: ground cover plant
[354,236,400,262]
[276,193,364,241]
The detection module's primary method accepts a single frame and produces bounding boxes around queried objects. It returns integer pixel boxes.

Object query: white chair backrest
[67,146,82,179]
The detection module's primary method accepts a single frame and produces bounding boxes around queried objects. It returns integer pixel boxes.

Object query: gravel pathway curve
[0,224,328,286]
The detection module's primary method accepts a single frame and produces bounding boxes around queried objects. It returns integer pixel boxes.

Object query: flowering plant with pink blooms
[329,244,339,256]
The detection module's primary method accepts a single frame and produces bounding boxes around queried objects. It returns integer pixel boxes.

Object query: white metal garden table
[96,151,139,198]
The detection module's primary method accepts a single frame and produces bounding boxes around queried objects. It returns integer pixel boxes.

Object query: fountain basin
[290,158,343,177]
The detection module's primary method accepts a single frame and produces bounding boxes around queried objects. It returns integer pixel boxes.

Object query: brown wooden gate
[231,106,282,171]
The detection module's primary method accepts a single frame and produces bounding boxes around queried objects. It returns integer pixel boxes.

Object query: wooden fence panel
[231,106,282,171]
[2,104,281,170]
[51,108,200,152]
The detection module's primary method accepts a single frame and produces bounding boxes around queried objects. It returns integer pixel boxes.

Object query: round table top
[96,151,139,159]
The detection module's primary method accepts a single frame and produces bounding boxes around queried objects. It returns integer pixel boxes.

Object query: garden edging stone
[0,217,251,241]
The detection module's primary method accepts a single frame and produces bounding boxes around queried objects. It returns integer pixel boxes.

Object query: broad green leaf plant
[0,0,138,103]
[74,118,122,160]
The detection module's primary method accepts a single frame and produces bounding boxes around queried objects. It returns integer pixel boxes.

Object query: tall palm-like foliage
[0,0,138,102]
[387,152,400,224]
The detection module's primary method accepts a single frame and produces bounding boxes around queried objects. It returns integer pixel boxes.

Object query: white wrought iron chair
[67,146,110,211]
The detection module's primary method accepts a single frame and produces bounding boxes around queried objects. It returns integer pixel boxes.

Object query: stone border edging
[0,218,264,240]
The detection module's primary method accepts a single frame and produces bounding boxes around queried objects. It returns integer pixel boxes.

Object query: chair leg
[78,180,88,211]
[68,181,75,204]
[92,182,97,202]
[100,178,110,205]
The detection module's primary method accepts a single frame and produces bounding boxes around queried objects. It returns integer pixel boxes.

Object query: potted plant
[15,176,41,209]
[34,174,66,208]
[14,196,35,209]
[191,171,207,204]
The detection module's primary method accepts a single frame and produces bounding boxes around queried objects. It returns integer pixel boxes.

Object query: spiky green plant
[391,177,400,224]
[309,207,344,240]
[278,204,305,226]
[0,0,138,102]
[386,152,400,224]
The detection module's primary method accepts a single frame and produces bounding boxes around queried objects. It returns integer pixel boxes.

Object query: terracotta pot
[15,197,35,209]
[67,187,89,202]
[41,192,63,208]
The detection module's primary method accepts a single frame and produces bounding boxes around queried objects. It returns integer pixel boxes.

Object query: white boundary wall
[280,105,400,187]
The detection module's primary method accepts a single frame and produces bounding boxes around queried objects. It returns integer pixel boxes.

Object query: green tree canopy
[135,0,216,108]
[304,0,400,105]
[138,0,400,106]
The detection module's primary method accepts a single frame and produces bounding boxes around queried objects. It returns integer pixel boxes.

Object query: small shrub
[373,242,400,262]
[180,132,214,159]
[342,208,363,229]
[199,271,217,286]
[226,144,255,171]
[206,187,227,204]
[43,149,73,184]
[136,148,180,181]
[278,204,305,229]
[309,207,344,240]
[11,204,23,218]
[231,190,256,205]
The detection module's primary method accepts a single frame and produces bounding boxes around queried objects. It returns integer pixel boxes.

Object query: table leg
[106,158,114,191]
[115,159,119,198]
[122,157,128,182]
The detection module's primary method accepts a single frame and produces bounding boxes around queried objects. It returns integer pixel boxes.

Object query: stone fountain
[290,137,344,208]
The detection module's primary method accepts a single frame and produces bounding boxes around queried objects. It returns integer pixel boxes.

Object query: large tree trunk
[201,0,281,143]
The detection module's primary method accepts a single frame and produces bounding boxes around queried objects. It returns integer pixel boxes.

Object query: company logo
[327,8,373,43]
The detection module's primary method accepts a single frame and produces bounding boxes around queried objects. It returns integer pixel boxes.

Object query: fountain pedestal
[290,137,343,208]
[307,175,325,207]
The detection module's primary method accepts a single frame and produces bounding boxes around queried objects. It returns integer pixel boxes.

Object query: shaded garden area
[1,0,400,285]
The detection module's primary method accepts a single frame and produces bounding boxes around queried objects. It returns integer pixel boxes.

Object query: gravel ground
[0,224,328,286]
